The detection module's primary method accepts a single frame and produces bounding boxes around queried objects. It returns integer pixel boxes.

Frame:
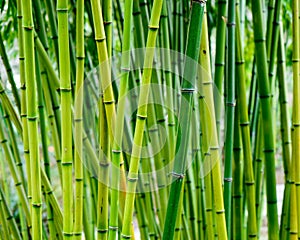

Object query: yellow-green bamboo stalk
[121,0,163,238]
[292,0,300,237]
[73,0,85,238]
[57,0,73,238]
[22,0,43,238]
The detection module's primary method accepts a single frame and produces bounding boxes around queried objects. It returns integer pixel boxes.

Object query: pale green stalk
[73,0,85,238]
[57,0,73,238]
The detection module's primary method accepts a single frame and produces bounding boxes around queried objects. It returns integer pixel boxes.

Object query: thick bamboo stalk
[163,1,205,238]
[57,0,73,238]
[22,0,43,238]
[121,0,163,238]
[198,6,228,239]
[251,0,279,237]
[235,4,258,238]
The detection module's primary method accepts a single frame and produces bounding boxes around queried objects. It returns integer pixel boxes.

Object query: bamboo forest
[0,0,299,239]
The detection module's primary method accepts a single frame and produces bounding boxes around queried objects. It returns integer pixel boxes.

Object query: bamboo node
[99,162,110,167]
[95,37,106,42]
[63,232,73,236]
[248,234,258,238]
[137,114,147,120]
[15,182,22,187]
[32,203,42,208]
[148,24,159,30]
[96,227,108,232]
[170,172,185,179]
[216,209,225,214]
[181,88,195,93]
[240,122,250,127]
[226,101,236,107]
[263,149,274,153]
[259,94,271,99]
[59,87,72,92]
[245,181,254,186]
[56,8,68,12]
[109,226,118,231]
[121,233,131,239]
[27,116,38,121]
[224,178,232,182]
[128,177,138,182]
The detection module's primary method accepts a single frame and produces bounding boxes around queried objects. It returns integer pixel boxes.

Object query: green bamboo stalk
[197,5,228,239]
[73,0,85,238]
[109,0,134,238]
[35,48,51,181]
[102,0,112,57]
[232,104,243,240]
[57,0,73,238]
[223,0,235,237]
[160,0,176,167]
[22,0,43,238]
[97,97,110,240]
[163,1,205,238]
[40,69,62,183]
[214,0,227,139]
[235,4,258,238]
[251,0,279,238]
[290,130,298,239]
[120,0,163,238]
[292,0,300,237]
[278,22,292,240]
[16,1,32,225]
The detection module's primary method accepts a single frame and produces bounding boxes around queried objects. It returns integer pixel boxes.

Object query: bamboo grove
[0,0,299,239]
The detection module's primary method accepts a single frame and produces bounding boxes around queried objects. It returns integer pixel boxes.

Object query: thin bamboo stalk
[73,0,85,238]
[292,0,300,237]
[223,0,235,237]
[214,0,227,139]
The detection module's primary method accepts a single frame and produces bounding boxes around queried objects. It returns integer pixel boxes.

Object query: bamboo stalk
[121,0,163,238]
[57,0,73,238]
[22,0,43,238]
[223,0,235,237]
[292,0,300,237]
[251,0,279,237]
[163,1,205,238]
[235,4,258,238]
[73,0,85,238]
